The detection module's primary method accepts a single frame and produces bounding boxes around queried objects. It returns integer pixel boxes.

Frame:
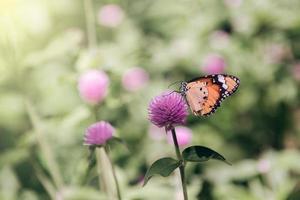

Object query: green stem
[93,105,98,121]
[95,148,113,199]
[171,128,188,200]
[32,162,56,199]
[105,146,122,200]
[25,100,64,188]
[83,0,97,49]
[92,106,111,197]
[93,106,121,199]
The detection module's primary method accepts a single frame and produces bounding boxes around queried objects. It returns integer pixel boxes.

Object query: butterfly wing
[184,74,240,116]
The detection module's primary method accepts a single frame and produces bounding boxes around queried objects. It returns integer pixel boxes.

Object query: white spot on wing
[218,75,225,83]
[222,84,228,90]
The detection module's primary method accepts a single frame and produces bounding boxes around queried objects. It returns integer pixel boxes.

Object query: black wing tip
[187,74,240,83]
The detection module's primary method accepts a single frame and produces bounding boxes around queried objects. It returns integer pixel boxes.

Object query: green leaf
[182,146,231,165]
[107,136,126,146]
[143,157,181,186]
[107,136,129,152]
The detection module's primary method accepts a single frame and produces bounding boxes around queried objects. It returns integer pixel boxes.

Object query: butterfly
[179,74,240,116]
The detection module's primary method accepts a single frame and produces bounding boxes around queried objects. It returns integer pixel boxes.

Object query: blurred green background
[1,0,300,199]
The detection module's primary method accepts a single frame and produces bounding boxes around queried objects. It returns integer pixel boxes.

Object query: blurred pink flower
[148,124,165,141]
[257,159,271,174]
[291,63,300,81]
[167,126,192,147]
[264,43,291,64]
[202,54,226,75]
[98,4,124,28]
[84,121,114,146]
[78,70,109,104]
[122,67,149,92]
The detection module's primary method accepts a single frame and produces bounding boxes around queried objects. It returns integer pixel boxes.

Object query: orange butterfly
[180,74,240,116]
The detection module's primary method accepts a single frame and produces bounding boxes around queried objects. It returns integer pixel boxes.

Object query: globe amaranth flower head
[98,4,124,28]
[84,121,114,146]
[202,54,226,75]
[78,70,109,105]
[122,67,149,92]
[148,91,188,130]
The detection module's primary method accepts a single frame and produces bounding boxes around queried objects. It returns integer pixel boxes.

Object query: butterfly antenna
[160,81,183,97]
[167,80,182,89]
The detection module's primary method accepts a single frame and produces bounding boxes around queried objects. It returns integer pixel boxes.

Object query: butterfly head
[179,82,188,96]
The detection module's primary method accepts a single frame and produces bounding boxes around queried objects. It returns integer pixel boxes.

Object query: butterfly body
[180,74,240,116]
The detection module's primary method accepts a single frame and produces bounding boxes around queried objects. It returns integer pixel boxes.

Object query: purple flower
[98,4,124,28]
[78,70,109,104]
[148,92,188,130]
[122,67,149,92]
[84,121,114,146]
[201,54,226,75]
[167,126,192,147]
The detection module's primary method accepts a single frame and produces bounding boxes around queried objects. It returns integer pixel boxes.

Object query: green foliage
[182,145,230,165]
[143,157,181,186]
[1,0,300,199]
